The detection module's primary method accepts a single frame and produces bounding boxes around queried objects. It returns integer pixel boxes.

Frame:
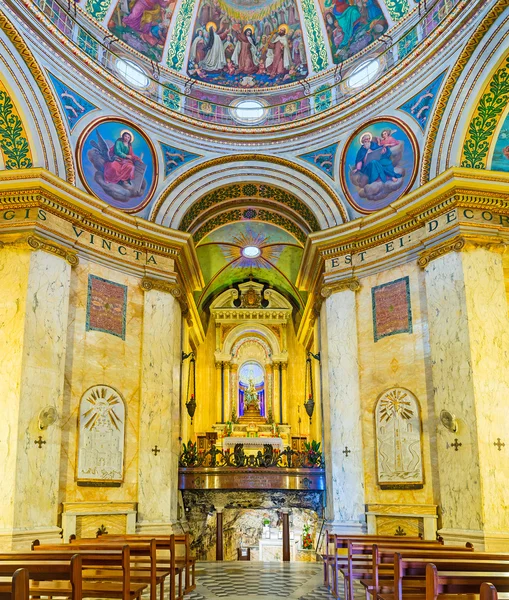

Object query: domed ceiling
[97,0,401,89]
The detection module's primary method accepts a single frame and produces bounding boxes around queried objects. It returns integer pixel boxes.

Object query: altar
[222,436,285,451]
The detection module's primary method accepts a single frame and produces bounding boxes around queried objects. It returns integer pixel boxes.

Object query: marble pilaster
[423,244,509,550]
[320,285,366,533]
[138,286,182,533]
[0,245,71,548]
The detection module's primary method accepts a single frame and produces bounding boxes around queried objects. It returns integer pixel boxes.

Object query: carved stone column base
[438,528,509,552]
[136,521,182,535]
[0,526,62,550]
[325,519,367,535]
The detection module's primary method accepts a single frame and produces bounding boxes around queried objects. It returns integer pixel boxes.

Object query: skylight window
[347,59,380,89]
[116,59,150,89]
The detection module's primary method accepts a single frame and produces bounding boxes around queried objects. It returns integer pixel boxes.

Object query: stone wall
[182,490,324,560]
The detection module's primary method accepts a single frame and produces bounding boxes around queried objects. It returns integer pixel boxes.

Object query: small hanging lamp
[304,355,315,424]
[183,351,197,424]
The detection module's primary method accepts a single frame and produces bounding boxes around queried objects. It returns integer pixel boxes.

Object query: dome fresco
[96,0,396,89]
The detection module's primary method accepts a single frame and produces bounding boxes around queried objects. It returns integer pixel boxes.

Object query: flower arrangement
[304,440,322,466]
[302,524,313,550]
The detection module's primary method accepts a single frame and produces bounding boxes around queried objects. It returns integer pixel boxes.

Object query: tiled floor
[183,562,336,600]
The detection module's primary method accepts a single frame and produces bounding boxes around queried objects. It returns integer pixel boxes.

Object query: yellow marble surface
[357,263,435,507]
[0,245,71,547]
[59,260,143,505]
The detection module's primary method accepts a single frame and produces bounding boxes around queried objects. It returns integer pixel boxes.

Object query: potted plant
[262,517,271,539]
[302,524,313,550]
[304,440,322,466]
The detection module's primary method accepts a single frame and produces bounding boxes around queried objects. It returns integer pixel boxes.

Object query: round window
[115,59,150,88]
[347,59,380,89]
[231,99,266,124]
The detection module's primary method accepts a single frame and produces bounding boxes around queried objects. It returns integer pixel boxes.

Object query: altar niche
[239,361,265,418]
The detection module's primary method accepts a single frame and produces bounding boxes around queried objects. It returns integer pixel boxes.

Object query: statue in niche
[244,377,260,411]
[375,387,423,489]
[77,385,126,486]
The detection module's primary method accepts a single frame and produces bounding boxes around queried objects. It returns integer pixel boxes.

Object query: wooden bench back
[12,568,29,600]
[32,544,130,600]
[0,553,82,600]
[426,563,509,600]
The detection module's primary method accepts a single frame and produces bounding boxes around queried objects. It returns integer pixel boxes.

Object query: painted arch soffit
[150,154,347,228]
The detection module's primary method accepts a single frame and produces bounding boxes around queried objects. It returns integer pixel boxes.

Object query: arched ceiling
[193,220,306,319]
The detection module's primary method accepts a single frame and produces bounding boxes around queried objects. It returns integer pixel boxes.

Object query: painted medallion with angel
[77,118,157,213]
[341,118,419,213]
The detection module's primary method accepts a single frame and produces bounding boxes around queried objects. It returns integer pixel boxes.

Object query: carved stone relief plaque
[375,387,423,489]
[77,385,126,486]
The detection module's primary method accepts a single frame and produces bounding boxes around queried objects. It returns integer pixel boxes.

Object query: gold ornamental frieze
[324,206,509,274]
[0,170,203,293]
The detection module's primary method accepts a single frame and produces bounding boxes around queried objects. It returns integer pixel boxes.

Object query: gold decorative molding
[418,235,506,268]
[27,234,79,266]
[321,278,361,298]
[0,9,74,183]
[1,233,78,266]
[140,277,190,320]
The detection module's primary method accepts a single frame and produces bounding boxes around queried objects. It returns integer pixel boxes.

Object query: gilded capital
[140,277,190,319]
[321,277,360,297]
[26,235,79,266]
[418,235,506,268]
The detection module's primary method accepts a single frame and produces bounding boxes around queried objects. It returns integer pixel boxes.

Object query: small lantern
[183,352,197,424]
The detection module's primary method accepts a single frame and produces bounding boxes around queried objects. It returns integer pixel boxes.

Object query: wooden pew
[92,533,195,595]
[426,563,509,600]
[0,553,83,600]
[323,534,429,590]
[332,538,446,600]
[378,553,509,600]
[361,545,477,600]
[481,582,498,600]
[322,534,424,586]
[0,568,30,600]
[64,538,180,600]
[30,545,147,600]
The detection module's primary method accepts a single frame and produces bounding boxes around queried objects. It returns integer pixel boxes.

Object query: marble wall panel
[59,260,143,505]
[138,289,181,530]
[321,289,365,530]
[0,247,31,533]
[424,251,484,533]
[14,250,71,530]
[357,264,436,508]
[0,247,71,545]
[460,248,509,536]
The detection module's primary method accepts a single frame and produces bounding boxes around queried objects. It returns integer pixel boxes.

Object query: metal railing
[23,0,465,128]
[179,441,324,468]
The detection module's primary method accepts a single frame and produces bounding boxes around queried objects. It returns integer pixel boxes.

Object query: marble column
[320,280,366,534]
[0,242,73,548]
[422,241,509,550]
[138,283,182,534]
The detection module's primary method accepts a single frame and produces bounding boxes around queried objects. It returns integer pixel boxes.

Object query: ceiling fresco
[194,221,306,316]
[187,0,308,88]
[89,0,408,89]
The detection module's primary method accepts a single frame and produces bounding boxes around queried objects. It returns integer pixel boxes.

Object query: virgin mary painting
[341,118,418,213]
[78,118,157,212]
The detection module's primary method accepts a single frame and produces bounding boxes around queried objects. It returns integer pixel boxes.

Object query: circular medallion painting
[340,117,419,214]
[77,117,158,213]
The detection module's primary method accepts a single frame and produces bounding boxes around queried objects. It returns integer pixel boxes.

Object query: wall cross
[343,446,351,457]
[34,436,46,449]
[152,445,161,455]
[494,438,505,451]
[450,438,462,451]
